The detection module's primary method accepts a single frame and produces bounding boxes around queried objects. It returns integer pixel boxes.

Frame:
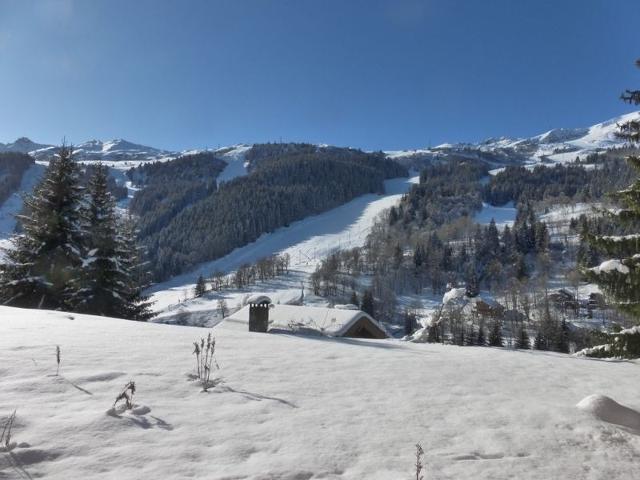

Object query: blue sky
[0,0,639,151]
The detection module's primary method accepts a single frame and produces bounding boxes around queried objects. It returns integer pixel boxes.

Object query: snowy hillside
[150,175,419,312]
[1,306,639,479]
[215,144,253,184]
[386,110,640,168]
[0,138,51,154]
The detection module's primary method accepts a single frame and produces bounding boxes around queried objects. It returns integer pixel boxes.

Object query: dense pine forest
[127,151,226,237]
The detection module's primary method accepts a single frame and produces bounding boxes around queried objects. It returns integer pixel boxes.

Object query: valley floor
[1,306,639,479]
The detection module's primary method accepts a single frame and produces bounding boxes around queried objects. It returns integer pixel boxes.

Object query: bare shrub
[193,333,219,391]
[0,410,16,450]
[414,443,425,480]
[56,345,61,375]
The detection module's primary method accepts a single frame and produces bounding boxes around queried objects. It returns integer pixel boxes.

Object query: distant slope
[386,110,640,169]
[149,174,418,309]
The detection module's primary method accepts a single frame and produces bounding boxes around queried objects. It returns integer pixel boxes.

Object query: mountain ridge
[2,110,638,165]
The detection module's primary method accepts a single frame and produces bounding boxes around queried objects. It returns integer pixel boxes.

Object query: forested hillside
[0,152,34,205]
[143,146,407,280]
[483,156,635,205]
[127,152,226,237]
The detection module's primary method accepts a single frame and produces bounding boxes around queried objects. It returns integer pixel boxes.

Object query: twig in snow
[113,381,136,410]
[414,443,425,480]
[55,345,61,376]
[0,410,17,449]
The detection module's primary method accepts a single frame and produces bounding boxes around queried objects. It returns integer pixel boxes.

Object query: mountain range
[1,110,638,166]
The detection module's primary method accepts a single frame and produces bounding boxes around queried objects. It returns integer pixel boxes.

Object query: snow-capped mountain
[386,110,640,167]
[0,137,177,162]
[32,138,176,162]
[0,137,52,154]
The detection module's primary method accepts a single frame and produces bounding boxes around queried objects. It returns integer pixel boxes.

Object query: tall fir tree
[488,319,503,347]
[0,145,85,309]
[194,274,207,298]
[586,58,640,320]
[116,216,155,321]
[74,164,153,320]
[360,289,375,317]
[515,326,530,349]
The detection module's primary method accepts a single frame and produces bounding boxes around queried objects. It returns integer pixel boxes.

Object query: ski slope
[1,306,639,480]
[216,145,252,184]
[149,175,419,311]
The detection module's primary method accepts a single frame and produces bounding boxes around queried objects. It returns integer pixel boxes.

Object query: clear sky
[0,0,639,151]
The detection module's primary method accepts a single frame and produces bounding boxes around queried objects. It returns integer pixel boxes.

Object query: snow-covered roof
[590,259,630,275]
[227,304,389,338]
[246,294,272,304]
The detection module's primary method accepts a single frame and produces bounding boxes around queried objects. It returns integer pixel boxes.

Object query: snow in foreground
[1,307,640,479]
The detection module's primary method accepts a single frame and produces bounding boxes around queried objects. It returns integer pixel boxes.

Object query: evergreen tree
[75,167,154,320]
[115,216,155,321]
[533,329,546,350]
[360,289,375,317]
[427,323,441,343]
[586,58,640,320]
[194,274,207,298]
[0,146,85,309]
[465,268,479,297]
[488,319,503,347]
[476,321,486,346]
[349,290,359,306]
[554,319,570,353]
[515,254,528,280]
[484,218,500,257]
[74,164,123,315]
[515,326,530,349]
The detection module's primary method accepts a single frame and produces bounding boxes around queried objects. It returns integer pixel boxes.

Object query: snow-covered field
[1,306,639,479]
[473,202,516,228]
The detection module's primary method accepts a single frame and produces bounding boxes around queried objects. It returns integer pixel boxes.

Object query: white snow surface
[2,306,640,479]
[577,394,640,432]
[473,202,516,228]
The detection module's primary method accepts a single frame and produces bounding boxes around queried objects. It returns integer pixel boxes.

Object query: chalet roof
[227,304,389,338]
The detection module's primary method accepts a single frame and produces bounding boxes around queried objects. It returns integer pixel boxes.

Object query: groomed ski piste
[1,306,639,479]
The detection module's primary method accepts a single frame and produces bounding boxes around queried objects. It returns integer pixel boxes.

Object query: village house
[228,296,389,339]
